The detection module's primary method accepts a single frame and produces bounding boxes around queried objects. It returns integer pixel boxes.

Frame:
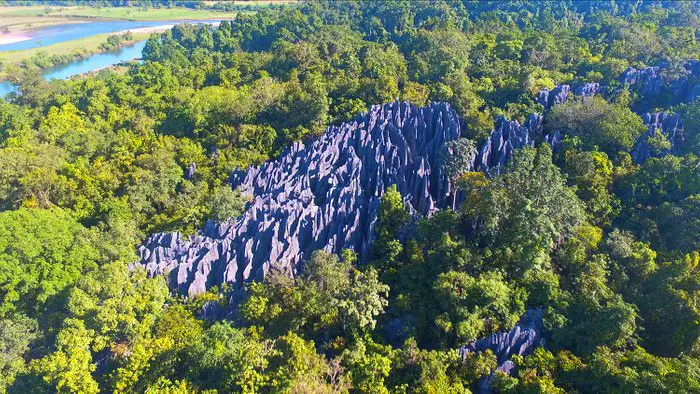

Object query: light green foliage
[66,263,169,352]
[31,318,100,394]
[268,332,344,392]
[341,337,394,394]
[186,323,271,393]
[434,271,525,345]
[241,250,389,338]
[0,208,99,318]
[338,267,389,332]
[553,347,700,393]
[406,28,471,83]
[442,137,478,209]
[547,96,646,155]
[389,338,481,393]
[442,138,477,183]
[372,184,410,272]
[206,185,247,222]
[0,1,698,392]
[561,150,617,226]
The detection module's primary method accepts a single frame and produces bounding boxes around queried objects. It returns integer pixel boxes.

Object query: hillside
[0,1,698,393]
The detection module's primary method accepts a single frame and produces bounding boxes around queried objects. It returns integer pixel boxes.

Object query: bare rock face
[459,308,544,392]
[537,85,570,109]
[631,112,685,163]
[621,66,663,95]
[137,101,460,296]
[475,114,542,175]
[137,62,698,297]
[576,82,600,97]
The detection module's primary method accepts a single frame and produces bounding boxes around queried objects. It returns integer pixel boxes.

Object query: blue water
[0,81,16,97]
[0,20,224,98]
[43,40,146,80]
[0,40,145,98]
[0,19,222,51]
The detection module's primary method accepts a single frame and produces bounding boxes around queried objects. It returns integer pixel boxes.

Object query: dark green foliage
[0,1,698,392]
[477,145,587,271]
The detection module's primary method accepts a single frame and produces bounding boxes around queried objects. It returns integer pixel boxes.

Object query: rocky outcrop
[622,61,700,111]
[539,62,698,165]
[576,82,600,97]
[537,85,570,109]
[137,61,698,297]
[475,114,541,175]
[631,112,685,163]
[459,308,544,392]
[137,101,460,295]
[621,66,663,96]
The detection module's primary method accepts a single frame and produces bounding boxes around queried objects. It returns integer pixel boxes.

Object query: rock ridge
[138,101,460,295]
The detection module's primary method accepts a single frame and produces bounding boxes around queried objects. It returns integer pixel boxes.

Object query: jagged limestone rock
[576,82,600,97]
[537,85,570,109]
[621,66,663,95]
[137,101,460,295]
[459,308,544,392]
[631,112,685,163]
[475,114,541,175]
[137,63,697,297]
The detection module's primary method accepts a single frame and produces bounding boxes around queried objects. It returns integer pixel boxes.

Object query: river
[0,19,221,52]
[0,19,223,97]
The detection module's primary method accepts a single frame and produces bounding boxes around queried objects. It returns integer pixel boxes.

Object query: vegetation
[0,1,697,392]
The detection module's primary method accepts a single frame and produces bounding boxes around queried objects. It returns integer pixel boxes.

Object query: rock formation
[622,61,700,111]
[459,308,544,392]
[576,82,600,97]
[475,114,541,175]
[631,112,685,163]
[537,84,570,110]
[621,65,664,96]
[137,101,460,295]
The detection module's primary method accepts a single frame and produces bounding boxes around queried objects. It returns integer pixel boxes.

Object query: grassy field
[45,7,237,21]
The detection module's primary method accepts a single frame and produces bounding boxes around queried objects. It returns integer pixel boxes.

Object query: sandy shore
[0,33,32,45]
[124,24,177,34]
[116,21,220,35]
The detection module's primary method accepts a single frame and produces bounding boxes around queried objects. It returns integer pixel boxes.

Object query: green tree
[434,271,525,346]
[0,315,38,392]
[31,319,99,394]
[0,208,99,318]
[478,145,586,272]
[206,184,246,222]
[546,96,646,155]
[441,138,477,210]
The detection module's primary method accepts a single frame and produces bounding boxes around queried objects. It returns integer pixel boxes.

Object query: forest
[0,1,698,393]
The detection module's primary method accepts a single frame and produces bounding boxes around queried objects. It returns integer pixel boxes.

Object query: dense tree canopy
[0,0,698,392]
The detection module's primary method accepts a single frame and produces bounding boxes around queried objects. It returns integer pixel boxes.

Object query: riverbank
[0,31,152,80]
[0,34,31,45]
